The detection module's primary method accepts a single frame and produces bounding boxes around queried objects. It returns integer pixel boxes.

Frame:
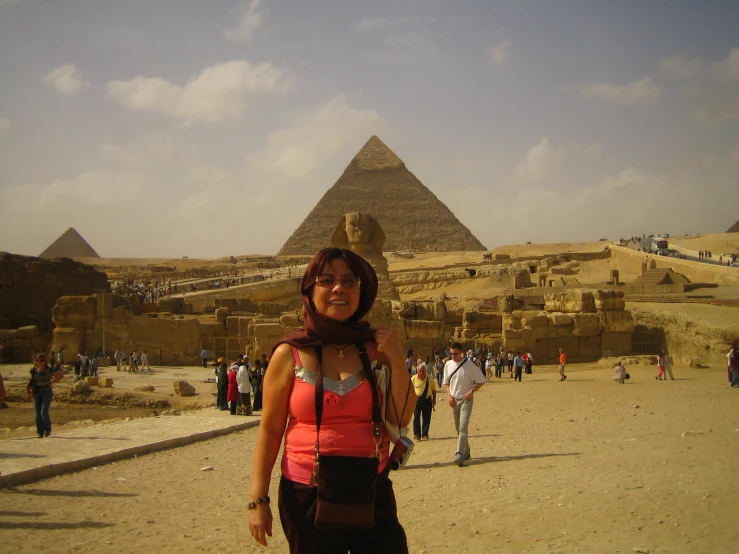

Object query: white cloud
[514,137,564,182]
[710,47,739,81]
[659,54,704,80]
[42,63,90,96]
[487,41,511,64]
[250,94,386,180]
[0,117,9,132]
[581,77,661,105]
[106,60,291,124]
[224,0,266,43]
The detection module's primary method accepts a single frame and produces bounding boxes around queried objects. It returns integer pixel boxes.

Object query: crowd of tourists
[213,353,270,415]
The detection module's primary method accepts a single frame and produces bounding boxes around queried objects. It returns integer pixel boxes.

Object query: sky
[1,0,738,258]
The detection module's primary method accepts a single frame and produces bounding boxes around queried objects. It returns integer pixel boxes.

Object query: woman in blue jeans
[26,354,64,438]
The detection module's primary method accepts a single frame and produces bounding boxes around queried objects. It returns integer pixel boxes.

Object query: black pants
[229,400,237,415]
[202,358,208,368]
[507,361,513,372]
[238,392,252,415]
[514,367,522,382]
[495,364,503,378]
[412,395,433,438]
[278,468,408,554]
[217,387,227,409]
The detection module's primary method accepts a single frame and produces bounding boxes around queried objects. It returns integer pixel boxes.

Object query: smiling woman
[248,247,416,553]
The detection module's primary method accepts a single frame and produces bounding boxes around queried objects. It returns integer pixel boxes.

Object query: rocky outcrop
[173,381,196,397]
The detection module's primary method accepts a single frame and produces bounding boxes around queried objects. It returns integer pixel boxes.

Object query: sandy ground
[668,234,739,256]
[1,361,737,554]
[0,364,219,438]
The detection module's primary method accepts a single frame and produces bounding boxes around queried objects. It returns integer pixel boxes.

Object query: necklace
[325,344,352,358]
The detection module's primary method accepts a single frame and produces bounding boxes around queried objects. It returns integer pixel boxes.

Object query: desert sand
[2,361,737,554]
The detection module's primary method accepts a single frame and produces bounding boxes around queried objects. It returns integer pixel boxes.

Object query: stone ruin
[278,135,486,255]
[0,253,109,362]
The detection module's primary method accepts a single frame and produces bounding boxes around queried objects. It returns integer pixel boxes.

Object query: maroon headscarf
[272,248,378,353]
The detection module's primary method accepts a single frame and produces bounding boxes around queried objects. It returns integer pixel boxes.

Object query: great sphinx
[331,212,399,301]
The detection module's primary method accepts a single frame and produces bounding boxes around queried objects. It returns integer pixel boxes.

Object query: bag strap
[446,357,467,385]
[418,376,429,398]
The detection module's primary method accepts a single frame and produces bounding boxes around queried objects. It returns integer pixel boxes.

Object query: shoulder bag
[312,342,383,530]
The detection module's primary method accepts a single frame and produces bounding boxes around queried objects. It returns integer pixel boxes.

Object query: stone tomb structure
[331,212,400,300]
[39,227,100,258]
[279,135,486,255]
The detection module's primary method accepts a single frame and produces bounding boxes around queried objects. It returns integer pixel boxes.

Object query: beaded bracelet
[247,496,270,510]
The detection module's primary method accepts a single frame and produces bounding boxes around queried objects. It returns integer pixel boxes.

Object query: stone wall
[0,252,110,333]
[455,290,634,361]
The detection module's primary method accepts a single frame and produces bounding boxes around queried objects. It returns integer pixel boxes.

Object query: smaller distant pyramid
[40,228,100,258]
[727,221,739,233]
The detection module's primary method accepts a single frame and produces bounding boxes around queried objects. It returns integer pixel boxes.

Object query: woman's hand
[374,325,403,361]
[249,504,273,546]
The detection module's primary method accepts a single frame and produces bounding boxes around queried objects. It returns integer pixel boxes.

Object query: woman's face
[311,258,361,323]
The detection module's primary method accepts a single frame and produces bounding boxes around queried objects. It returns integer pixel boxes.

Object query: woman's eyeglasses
[314,276,361,290]
[36,359,46,363]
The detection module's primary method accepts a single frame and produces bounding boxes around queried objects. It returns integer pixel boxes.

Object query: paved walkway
[0,410,260,488]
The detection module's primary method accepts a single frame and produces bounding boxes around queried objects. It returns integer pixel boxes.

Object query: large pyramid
[278,136,486,255]
[727,221,739,233]
[40,227,100,258]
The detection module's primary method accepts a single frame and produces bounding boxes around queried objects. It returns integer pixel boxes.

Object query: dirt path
[1,362,737,553]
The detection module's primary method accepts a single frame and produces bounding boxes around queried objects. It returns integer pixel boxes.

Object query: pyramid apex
[352,135,404,171]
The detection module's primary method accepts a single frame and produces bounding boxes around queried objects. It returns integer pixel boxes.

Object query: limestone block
[433,300,448,321]
[278,313,301,328]
[405,320,444,340]
[52,295,97,328]
[521,313,549,328]
[135,385,155,392]
[598,310,634,333]
[0,329,18,339]
[578,335,602,358]
[544,290,595,313]
[593,290,626,311]
[548,313,573,326]
[16,325,39,338]
[51,327,84,357]
[509,269,532,289]
[520,327,533,340]
[503,338,527,350]
[526,326,549,340]
[99,378,113,387]
[503,328,522,339]
[413,302,436,320]
[550,265,575,275]
[84,377,99,386]
[173,380,197,396]
[533,336,578,360]
[546,325,574,339]
[369,300,393,319]
[460,329,478,341]
[493,254,510,262]
[502,314,522,331]
[572,313,602,337]
[215,307,229,324]
[462,311,502,331]
[601,332,632,357]
[157,297,191,315]
[14,338,32,349]
[71,381,91,393]
[398,302,416,318]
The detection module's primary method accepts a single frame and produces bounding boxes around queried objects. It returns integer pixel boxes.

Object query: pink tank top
[281,345,390,485]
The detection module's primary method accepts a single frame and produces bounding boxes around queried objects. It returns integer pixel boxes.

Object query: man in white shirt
[443,342,486,466]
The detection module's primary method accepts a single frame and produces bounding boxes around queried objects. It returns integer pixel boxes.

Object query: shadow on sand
[404,451,581,470]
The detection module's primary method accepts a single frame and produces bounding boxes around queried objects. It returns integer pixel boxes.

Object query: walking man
[444,342,486,466]
[201,347,210,369]
[140,350,151,371]
[507,351,514,376]
[411,363,437,440]
[114,349,121,371]
[558,347,567,381]
[513,352,524,382]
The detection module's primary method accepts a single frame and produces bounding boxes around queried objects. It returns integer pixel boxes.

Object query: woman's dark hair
[300,247,378,322]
